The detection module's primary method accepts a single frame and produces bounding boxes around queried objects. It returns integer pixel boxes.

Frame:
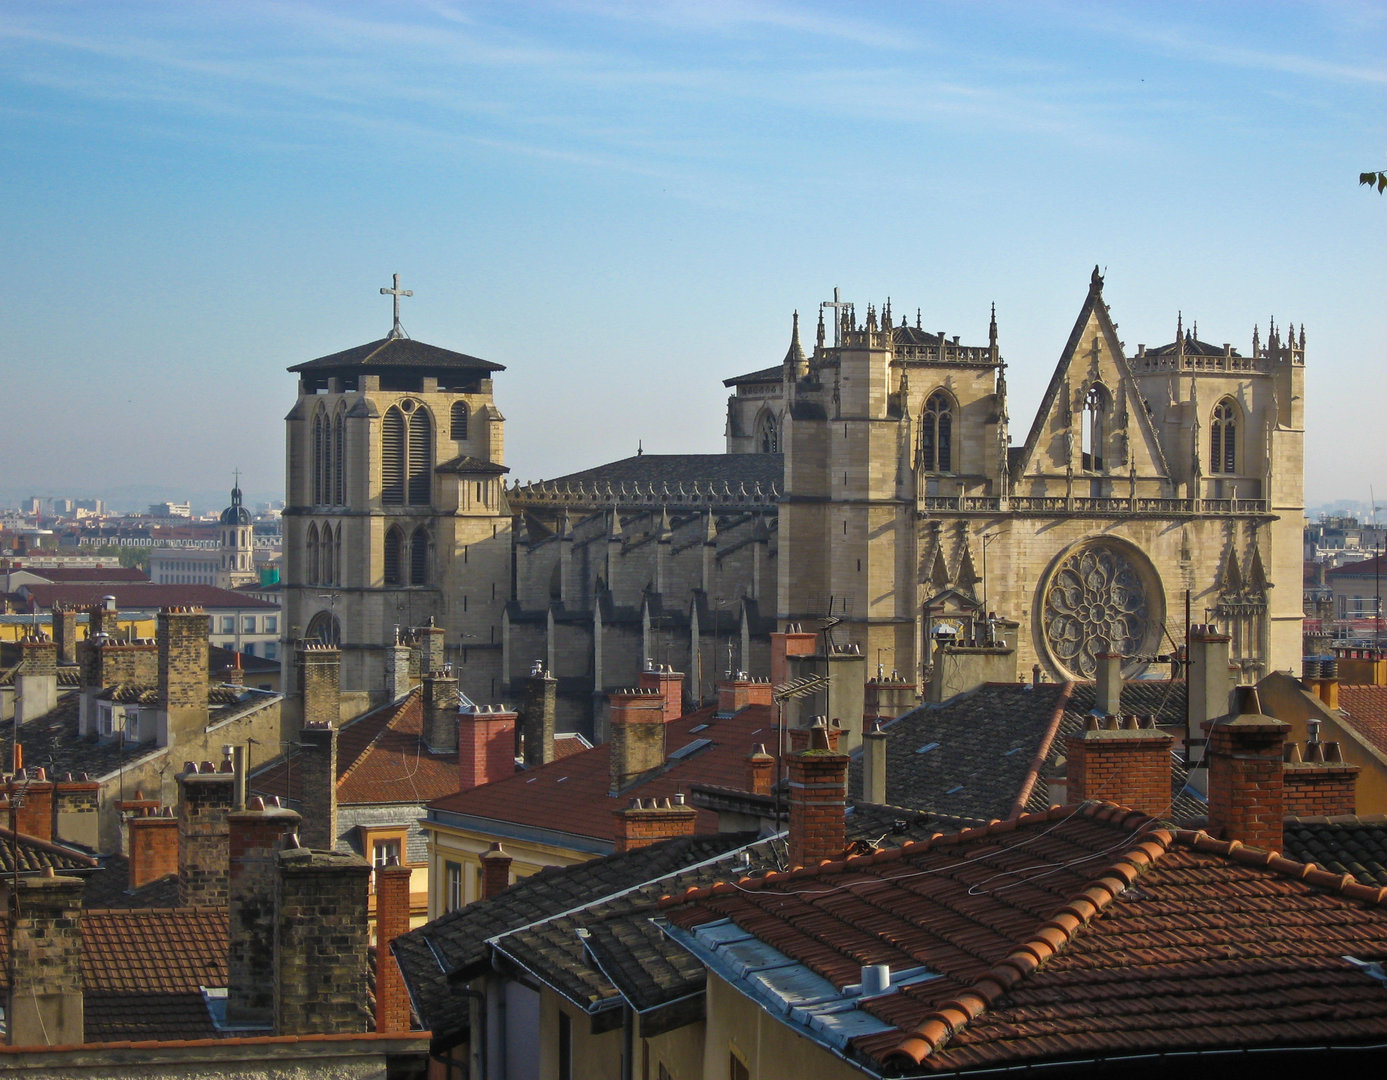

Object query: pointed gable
[1012,270,1171,483]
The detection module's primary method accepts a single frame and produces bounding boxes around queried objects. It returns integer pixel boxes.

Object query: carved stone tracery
[1041,540,1160,679]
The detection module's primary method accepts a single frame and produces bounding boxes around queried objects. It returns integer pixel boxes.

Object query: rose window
[1041,543,1153,679]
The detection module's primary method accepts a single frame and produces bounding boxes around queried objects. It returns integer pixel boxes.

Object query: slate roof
[1284,814,1387,887]
[1338,685,1387,755]
[519,453,783,491]
[16,582,277,612]
[425,703,780,847]
[661,802,1387,1075]
[1144,335,1242,358]
[12,566,149,584]
[722,364,783,387]
[78,855,181,909]
[436,455,509,476]
[854,680,1195,823]
[0,907,228,1043]
[288,336,504,374]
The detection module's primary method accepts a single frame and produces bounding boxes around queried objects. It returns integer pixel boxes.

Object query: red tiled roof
[1339,685,1387,756]
[662,803,1387,1072]
[17,566,149,584]
[0,907,228,1042]
[17,583,277,611]
[428,704,779,844]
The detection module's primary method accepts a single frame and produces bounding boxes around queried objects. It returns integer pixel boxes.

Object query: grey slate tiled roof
[1283,815,1387,887]
[0,827,98,877]
[523,453,783,490]
[288,336,504,373]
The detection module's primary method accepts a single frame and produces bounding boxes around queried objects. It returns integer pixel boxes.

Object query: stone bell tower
[283,276,512,700]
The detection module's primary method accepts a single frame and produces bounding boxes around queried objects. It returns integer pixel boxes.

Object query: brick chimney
[637,663,684,722]
[54,773,100,850]
[89,596,120,639]
[1283,739,1358,816]
[521,665,558,768]
[1205,685,1289,851]
[384,638,413,701]
[770,625,817,688]
[274,843,371,1035]
[15,633,58,725]
[297,640,341,731]
[787,724,849,869]
[51,606,78,666]
[613,795,698,853]
[9,768,54,843]
[79,638,157,737]
[789,717,843,753]
[480,841,513,898]
[608,689,667,794]
[862,722,888,805]
[1095,653,1123,716]
[1186,623,1234,781]
[128,806,179,890]
[1065,715,1173,815]
[297,720,338,851]
[458,705,518,790]
[716,674,772,717]
[746,744,774,796]
[227,797,302,1029]
[422,669,459,753]
[2,871,85,1046]
[177,759,235,907]
[158,606,210,744]
[375,857,413,1033]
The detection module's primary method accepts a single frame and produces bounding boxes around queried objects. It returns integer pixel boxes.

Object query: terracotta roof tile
[1337,685,1387,755]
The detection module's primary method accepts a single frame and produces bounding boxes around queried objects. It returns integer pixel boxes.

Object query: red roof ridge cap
[1009,680,1075,819]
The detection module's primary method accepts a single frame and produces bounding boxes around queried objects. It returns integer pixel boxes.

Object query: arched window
[321,523,336,586]
[1083,385,1108,472]
[306,611,341,647]
[921,391,953,472]
[313,409,329,505]
[1211,398,1237,474]
[382,407,406,505]
[451,401,469,440]
[306,522,319,585]
[410,526,430,586]
[408,407,433,506]
[384,525,405,586]
[756,410,778,453]
[332,410,345,505]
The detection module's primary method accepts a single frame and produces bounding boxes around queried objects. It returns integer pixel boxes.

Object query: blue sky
[2,1,1383,510]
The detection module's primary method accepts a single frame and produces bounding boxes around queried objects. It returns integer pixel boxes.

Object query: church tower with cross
[282,275,512,700]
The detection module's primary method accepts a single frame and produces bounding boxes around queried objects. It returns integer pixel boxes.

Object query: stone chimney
[862,722,888,805]
[8,768,54,843]
[53,773,100,850]
[128,806,179,890]
[613,795,698,853]
[51,606,78,666]
[15,633,58,725]
[480,841,513,899]
[716,674,772,717]
[1317,657,1340,711]
[787,724,849,869]
[1065,715,1173,816]
[89,596,120,639]
[1283,739,1358,816]
[770,625,817,688]
[415,622,447,678]
[608,689,667,794]
[1205,686,1289,851]
[637,663,685,722]
[1186,623,1234,782]
[274,843,371,1035]
[177,759,235,907]
[458,705,518,790]
[746,744,774,796]
[422,669,459,753]
[2,872,85,1046]
[79,638,157,737]
[226,797,302,1029]
[927,635,1017,706]
[297,721,338,851]
[384,638,413,701]
[1095,653,1123,716]
[375,857,413,1033]
[158,606,210,744]
[520,664,558,768]
[297,640,341,732]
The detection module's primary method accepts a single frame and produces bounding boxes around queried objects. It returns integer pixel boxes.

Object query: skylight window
[916,742,940,754]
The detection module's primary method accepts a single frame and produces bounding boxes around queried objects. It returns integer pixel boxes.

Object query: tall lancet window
[384,526,405,586]
[921,391,953,472]
[1211,398,1237,474]
[313,409,329,505]
[332,410,345,505]
[1083,385,1108,472]
[756,410,778,453]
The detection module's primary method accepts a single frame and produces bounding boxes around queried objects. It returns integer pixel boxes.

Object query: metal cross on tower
[821,286,851,348]
[380,274,413,339]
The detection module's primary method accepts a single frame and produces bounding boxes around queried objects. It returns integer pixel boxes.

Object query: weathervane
[380,273,413,339]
